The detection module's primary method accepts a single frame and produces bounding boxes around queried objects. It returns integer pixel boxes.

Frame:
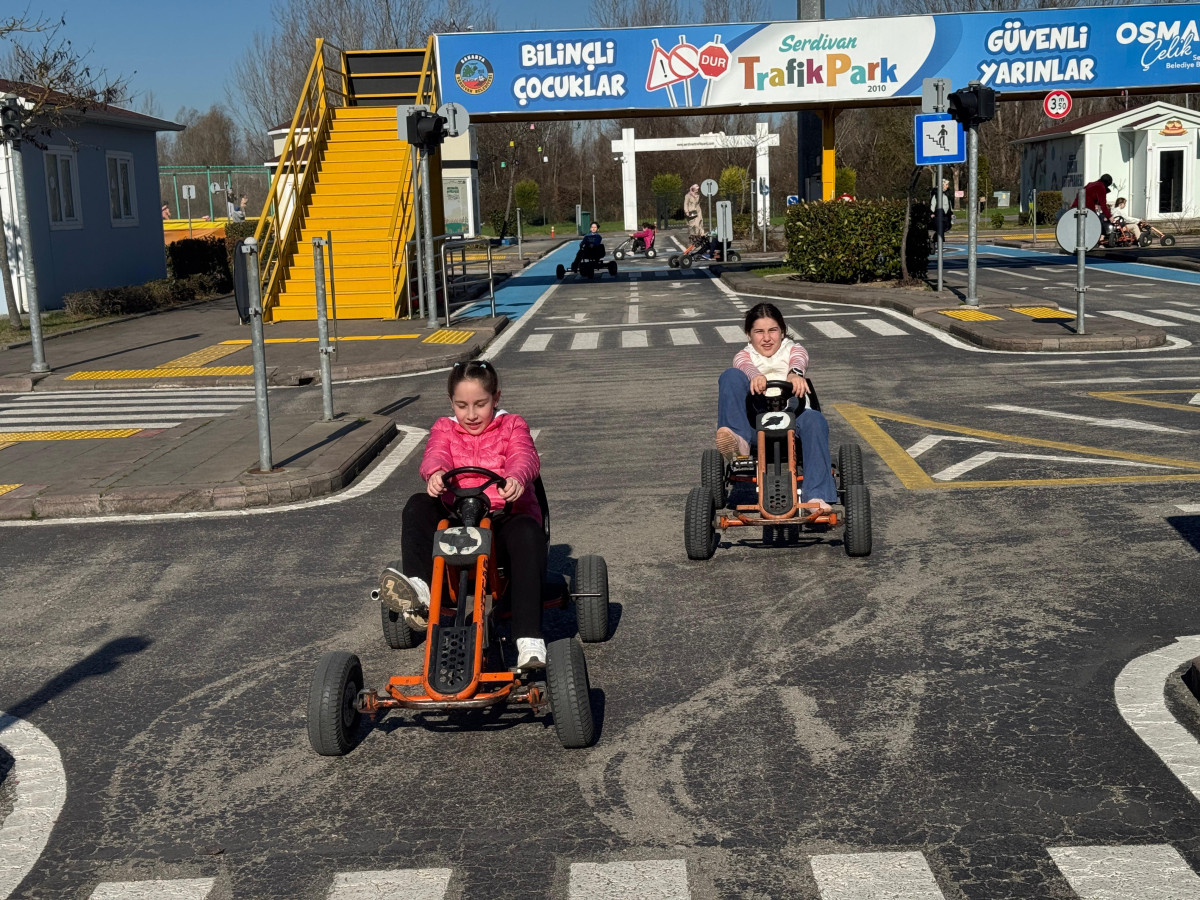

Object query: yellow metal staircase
[254,40,438,322]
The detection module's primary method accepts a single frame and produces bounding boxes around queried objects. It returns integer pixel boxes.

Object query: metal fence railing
[403,234,495,325]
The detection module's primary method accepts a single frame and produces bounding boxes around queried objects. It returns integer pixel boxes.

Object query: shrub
[651,173,683,200]
[732,212,754,241]
[835,167,857,198]
[487,208,511,237]
[62,274,224,318]
[514,179,539,214]
[166,237,232,291]
[785,199,929,283]
[990,211,1005,229]
[224,219,258,260]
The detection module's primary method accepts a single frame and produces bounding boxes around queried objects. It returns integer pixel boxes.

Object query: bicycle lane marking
[0,714,66,899]
[1114,635,1200,804]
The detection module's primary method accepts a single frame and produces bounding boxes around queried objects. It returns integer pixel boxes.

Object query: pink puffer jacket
[419,412,542,523]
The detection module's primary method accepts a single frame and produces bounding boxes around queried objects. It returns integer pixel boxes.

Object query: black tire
[380,603,422,649]
[843,484,872,558]
[546,638,594,748]
[669,255,680,268]
[700,449,727,509]
[1163,235,1177,247]
[583,263,594,278]
[837,443,864,489]
[555,264,565,280]
[613,249,625,260]
[608,261,618,277]
[646,248,657,258]
[679,255,693,269]
[727,250,741,262]
[573,554,610,643]
[1138,234,1153,248]
[307,651,364,756]
[684,485,718,560]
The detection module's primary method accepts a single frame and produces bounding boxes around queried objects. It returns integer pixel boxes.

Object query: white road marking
[810,320,855,339]
[1046,376,1200,385]
[89,880,216,899]
[669,328,700,345]
[679,307,701,318]
[569,860,689,899]
[325,869,452,899]
[986,403,1185,433]
[1099,310,1182,327]
[621,330,648,348]
[1176,503,1200,512]
[906,435,994,458]
[1049,844,1200,900]
[0,389,256,431]
[1192,394,1200,406]
[810,851,946,899]
[931,451,1171,481]
[994,268,1046,281]
[716,325,746,343]
[571,332,600,350]
[0,715,67,900]
[627,305,639,324]
[856,318,908,336]
[1114,635,1200,804]
[1168,300,1200,307]
[519,334,553,352]
[0,426,426,529]
[535,317,739,331]
[987,343,1195,364]
[1149,308,1200,324]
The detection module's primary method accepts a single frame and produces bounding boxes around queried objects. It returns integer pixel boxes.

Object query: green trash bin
[578,211,591,235]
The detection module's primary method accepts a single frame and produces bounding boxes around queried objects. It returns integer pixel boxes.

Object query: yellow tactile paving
[0,483,18,496]
[1010,306,1075,319]
[422,330,474,345]
[219,335,420,345]
[0,429,142,441]
[938,309,1003,322]
[159,344,246,367]
[65,366,254,380]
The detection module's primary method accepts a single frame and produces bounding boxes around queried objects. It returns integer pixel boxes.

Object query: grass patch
[0,310,117,343]
[752,265,798,277]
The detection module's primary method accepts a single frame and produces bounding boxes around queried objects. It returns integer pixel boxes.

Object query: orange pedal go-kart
[683,380,872,559]
[307,467,610,755]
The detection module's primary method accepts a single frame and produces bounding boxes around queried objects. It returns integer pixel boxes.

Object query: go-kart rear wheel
[1163,235,1177,247]
[700,449,727,509]
[556,264,566,280]
[613,249,625,260]
[582,262,595,278]
[1138,234,1153,248]
[837,443,864,489]
[684,485,718,560]
[381,603,422,649]
[607,261,618,277]
[727,250,741,262]
[307,651,364,756]
[679,255,693,269]
[573,554,610,643]
[843,484,872,558]
[669,255,680,268]
[646,248,657,258]
[547,638,595,748]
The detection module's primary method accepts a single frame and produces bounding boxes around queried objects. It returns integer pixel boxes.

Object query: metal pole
[486,241,496,317]
[1031,189,1038,246]
[172,174,179,219]
[410,146,424,321]
[206,166,214,222]
[965,124,979,307]
[592,174,596,221]
[936,164,944,293]
[420,148,439,330]
[312,237,335,421]
[10,146,48,373]
[440,243,451,329]
[326,229,337,360]
[516,207,523,261]
[241,237,273,473]
[762,191,768,253]
[1074,188,1087,335]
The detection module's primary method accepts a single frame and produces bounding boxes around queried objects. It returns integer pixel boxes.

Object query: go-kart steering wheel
[441,466,508,498]
[756,379,798,412]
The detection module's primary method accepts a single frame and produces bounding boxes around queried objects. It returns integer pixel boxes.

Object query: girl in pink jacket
[379,360,548,669]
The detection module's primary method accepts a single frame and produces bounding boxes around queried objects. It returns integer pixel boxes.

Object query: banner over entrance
[436,4,1200,117]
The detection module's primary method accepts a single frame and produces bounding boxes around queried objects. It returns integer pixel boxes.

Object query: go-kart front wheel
[613,249,625,260]
[700,448,727,509]
[556,264,566,280]
[573,554,610,643]
[646,247,657,258]
[307,651,364,756]
[684,485,718,560]
[837,443,864,489]
[547,638,595,748]
[1162,235,1177,247]
[843,484,872,558]
[381,603,422,649]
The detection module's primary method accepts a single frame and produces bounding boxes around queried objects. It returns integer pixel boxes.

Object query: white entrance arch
[610,123,780,230]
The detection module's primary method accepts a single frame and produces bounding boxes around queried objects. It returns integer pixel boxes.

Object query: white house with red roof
[1013,101,1200,221]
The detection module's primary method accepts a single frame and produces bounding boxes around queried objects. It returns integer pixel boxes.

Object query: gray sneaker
[376,566,430,630]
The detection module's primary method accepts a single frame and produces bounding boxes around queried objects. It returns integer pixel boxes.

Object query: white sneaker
[516,637,547,670]
[377,567,430,630]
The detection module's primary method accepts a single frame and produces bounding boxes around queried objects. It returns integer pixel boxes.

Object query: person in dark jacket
[572,221,605,269]
[1071,174,1113,221]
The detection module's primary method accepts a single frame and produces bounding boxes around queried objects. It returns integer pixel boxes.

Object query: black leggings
[401,493,545,640]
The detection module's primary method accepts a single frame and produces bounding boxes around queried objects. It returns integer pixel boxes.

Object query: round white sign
[1043,90,1072,120]
[1055,207,1101,253]
[700,178,719,197]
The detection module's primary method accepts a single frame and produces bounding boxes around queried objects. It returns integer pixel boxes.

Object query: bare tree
[0,17,128,331]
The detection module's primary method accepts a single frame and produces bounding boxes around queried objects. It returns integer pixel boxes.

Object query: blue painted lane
[977,243,1200,288]
[489,242,575,321]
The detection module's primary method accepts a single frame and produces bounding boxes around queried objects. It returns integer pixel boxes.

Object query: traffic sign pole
[923,78,951,296]
[1074,187,1087,335]
[966,123,978,306]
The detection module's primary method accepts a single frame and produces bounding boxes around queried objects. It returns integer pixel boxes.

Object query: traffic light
[406,110,447,151]
[948,84,997,127]
[0,99,21,143]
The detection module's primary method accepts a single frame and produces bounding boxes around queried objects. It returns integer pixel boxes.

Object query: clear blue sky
[37,0,854,120]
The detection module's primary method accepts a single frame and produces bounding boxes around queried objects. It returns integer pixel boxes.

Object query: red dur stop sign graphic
[698,42,729,79]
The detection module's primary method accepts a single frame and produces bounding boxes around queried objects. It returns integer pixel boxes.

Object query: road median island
[720,269,1167,352]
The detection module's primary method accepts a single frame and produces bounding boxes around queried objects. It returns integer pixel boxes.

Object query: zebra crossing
[518,317,915,352]
[80,843,1200,898]
[1096,303,1200,329]
[0,388,256,433]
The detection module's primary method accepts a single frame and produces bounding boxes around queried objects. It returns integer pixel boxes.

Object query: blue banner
[435,5,1200,116]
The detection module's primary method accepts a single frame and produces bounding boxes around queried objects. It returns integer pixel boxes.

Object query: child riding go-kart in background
[572,221,606,270]
[631,222,656,252]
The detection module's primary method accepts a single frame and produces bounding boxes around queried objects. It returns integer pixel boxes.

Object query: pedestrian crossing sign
[914,113,965,165]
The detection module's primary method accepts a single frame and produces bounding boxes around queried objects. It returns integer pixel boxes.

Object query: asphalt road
[2,251,1199,899]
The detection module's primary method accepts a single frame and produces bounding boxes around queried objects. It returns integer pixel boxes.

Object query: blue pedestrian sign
[914,113,965,166]
[786,194,799,206]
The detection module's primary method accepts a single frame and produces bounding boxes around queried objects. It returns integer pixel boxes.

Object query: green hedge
[63,274,225,318]
[1020,190,1062,226]
[785,200,930,283]
[165,237,232,291]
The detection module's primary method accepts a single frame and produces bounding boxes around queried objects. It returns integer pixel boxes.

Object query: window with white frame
[106,152,137,225]
[44,148,81,229]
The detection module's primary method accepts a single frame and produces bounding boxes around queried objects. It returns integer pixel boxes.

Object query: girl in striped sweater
[716,302,837,513]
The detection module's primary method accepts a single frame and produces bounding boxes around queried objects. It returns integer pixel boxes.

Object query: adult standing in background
[930,177,953,238]
[684,183,704,238]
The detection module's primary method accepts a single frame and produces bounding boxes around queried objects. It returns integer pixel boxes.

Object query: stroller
[613,223,658,260]
[668,231,740,268]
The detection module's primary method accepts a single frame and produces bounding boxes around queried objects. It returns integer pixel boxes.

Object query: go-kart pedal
[429,623,476,695]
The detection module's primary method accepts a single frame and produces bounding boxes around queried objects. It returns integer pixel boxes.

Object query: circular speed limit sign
[1044,90,1072,119]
